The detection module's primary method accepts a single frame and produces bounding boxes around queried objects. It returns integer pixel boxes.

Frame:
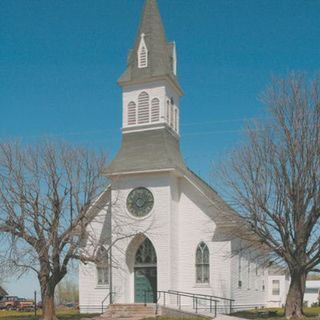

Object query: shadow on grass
[232,307,320,320]
[0,313,99,320]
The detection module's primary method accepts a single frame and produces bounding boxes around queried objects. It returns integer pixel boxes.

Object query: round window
[126,187,154,218]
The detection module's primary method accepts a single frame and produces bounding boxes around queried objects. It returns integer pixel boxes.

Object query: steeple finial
[118,0,182,94]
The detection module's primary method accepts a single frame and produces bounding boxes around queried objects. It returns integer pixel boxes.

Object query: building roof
[105,128,186,175]
[118,0,181,92]
[0,286,8,297]
[105,128,247,233]
[306,280,320,288]
[184,168,248,235]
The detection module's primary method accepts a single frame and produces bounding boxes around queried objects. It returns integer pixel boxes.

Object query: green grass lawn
[0,313,204,320]
[3,307,320,320]
[0,308,99,320]
[232,307,320,320]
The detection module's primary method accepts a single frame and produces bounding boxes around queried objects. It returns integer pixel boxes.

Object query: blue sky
[1,0,320,298]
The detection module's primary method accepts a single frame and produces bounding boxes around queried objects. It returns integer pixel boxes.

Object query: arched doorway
[134,238,157,303]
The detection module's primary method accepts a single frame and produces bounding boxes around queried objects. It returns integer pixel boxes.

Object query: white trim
[119,75,184,97]
[106,168,177,177]
[183,174,218,207]
[121,122,180,139]
[172,42,177,76]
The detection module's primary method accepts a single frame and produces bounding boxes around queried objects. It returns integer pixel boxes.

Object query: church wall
[176,179,232,304]
[79,262,111,313]
[110,173,173,303]
[169,175,181,292]
[230,240,269,310]
[79,206,111,313]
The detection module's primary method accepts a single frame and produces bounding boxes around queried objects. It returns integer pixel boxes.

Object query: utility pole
[34,291,37,317]
[109,198,113,305]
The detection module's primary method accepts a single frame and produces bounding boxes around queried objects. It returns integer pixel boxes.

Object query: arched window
[135,238,157,265]
[127,101,137,125]
[151,98,160,122]
[196,242,209,283]
[96,247,109,286]
[138,92,150,124]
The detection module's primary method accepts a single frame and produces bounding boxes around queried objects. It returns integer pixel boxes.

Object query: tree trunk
[42,287,58,320]
[285,271,306,319]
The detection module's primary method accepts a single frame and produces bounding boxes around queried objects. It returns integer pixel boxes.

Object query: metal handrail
[168,289,235,314]
[101,291,115,314]
[144,290,220,318]
[168,289,235,303]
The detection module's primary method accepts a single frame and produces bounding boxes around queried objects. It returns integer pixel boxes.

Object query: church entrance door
[134,238,157,303]
[134,267,157,303]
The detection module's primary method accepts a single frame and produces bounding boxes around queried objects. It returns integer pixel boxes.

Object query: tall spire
[119,0,182,93]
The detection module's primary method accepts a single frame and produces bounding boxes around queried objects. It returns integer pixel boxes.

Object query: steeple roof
[118,0,182,93]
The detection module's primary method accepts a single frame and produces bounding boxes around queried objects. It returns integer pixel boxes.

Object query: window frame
[95,247,109,287]
[195,242,210,284]
[238,253,242,288]
[272,279,280,295]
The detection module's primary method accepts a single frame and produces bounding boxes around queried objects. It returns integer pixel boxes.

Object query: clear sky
[1,0,320,298]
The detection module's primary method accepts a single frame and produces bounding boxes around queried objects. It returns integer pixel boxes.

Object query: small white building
[266,268,289,308]
[304,281,320,307]
[79,0,285,314]
[265,274,320,308]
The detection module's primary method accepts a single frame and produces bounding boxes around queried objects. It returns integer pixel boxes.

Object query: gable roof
[184,168,247,234]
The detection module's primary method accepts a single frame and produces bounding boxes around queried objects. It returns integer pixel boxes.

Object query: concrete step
[92,304,157,320]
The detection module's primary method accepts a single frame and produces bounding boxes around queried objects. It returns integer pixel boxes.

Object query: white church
[79,0,290,314]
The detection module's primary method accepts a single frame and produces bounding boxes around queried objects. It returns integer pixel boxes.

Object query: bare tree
[56,277,78,305]
[0,141,107,320]
[217,74,320,319]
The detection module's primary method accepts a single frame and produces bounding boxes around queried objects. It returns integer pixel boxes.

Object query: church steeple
[118,0,182,94]
[118,0,183,137]
[106,0,186,176]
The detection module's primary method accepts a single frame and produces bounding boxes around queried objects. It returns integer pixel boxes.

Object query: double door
[134,267,157,303]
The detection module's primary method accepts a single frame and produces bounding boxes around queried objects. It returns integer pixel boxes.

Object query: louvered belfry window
[127,101,137,125]
[139,46,148,68]
[151,98,160,122]
[138,92,150,124]
[138,34,148,68]
[196,242,210,283]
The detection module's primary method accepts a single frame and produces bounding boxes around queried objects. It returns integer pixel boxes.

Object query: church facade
[79,0,287,314]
